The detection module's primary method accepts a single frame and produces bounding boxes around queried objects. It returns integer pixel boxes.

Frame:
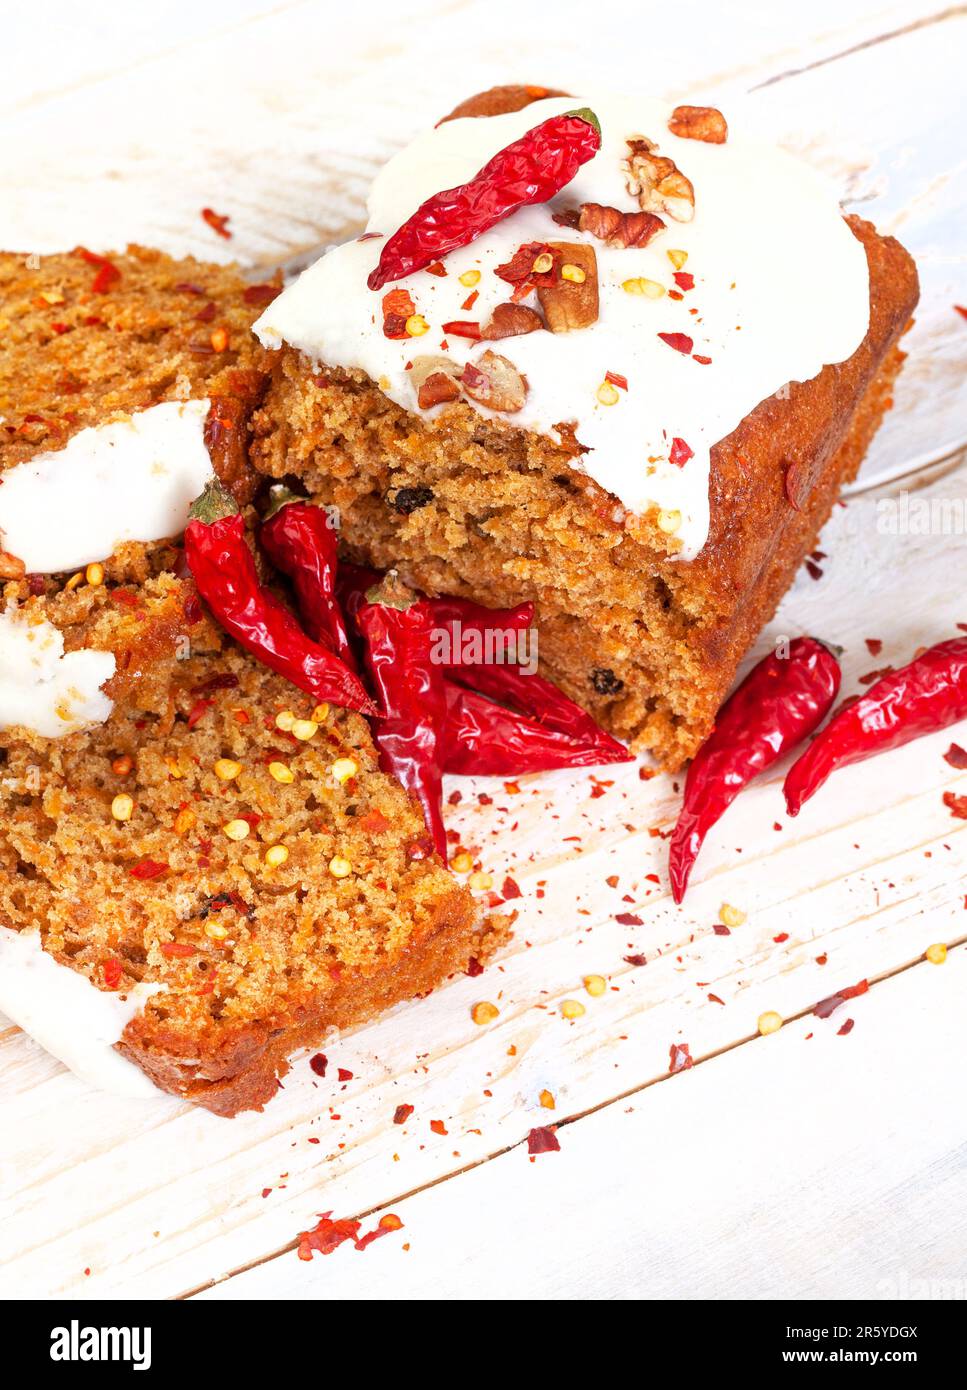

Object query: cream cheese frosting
[0,397,212,574]
[255,94,870,559]
[0,606,115,737]
[0,927,164,1098]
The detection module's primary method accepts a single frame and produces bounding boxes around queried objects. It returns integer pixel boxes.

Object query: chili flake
[393,1104,414,1124]
[201,207,232,239]
[129,859,168,880]
[527,1126,560,1155]
[658,332,693,354]
[668,1042,693,1073]
[669,437,693,466]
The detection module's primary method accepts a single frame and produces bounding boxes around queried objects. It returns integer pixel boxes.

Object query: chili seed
[205,921,230,940]
[469,870,492,891]
[583,974,607,997]
[925,942,947,965]
[214,758,242,781]
[65,571,84,591]
[532,252,554,274]
[268,761,294,784]
[388,486,434,515]
[471,1001,499,1025]
[658,509,682,534]
[111,794,133,822]
[591,668,624,696]
[290,719,318,741]
[561,999,586,1020]
[597,381,620,406]
[450,850,474,874]
[329,855,353,878]
[757,1011,783,1036]
[112,755,133,776]
[405,314,429,337]
[561,263,586,283]
[265,844,289,867]
[311,703,330,723]
[330,758,358,784]
[623,276,665,298]
[210,327,229,352]
[458,269,481,287]
[719,902,746,928]
[275,710,295,731]
[223,818,250,841]
[667,249,688,269]
[85,562,105,586]
[174,806,196,835]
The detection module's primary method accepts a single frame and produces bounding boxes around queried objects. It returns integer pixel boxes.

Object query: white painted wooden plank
[195,944,967,1301]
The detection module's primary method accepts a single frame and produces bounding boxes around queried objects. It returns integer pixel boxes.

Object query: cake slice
[0,245,278,743]
[250,87,919,770]
[0,640,503,1116]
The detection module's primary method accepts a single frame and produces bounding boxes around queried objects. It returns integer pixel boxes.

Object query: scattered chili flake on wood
[355,1213,404,1251]
[527,1126,560,1155]
[393,1104,414,1125]
[201,207,232,239]
[669,1042,693,1073]
[954,305,967,320]
[501,876,522,900]
[943,791,967,819]
[604,370,628,392]
[297,1213,361,1261]
[615,912,643,926]
[623,953,648,967]
[441,319,482,339]
[673,271,695,291]
[838,1018,855,1036]
[865,638,883,656]
[657,331,693,354]
[337,1068,353,1083]
[129,859,168,881]
[309,1053,328,1077]
[943,743,967,769]
[669,437,693,466]
[774,932,790,943]
[429,1119,448,1136]
[814,979,868,1019]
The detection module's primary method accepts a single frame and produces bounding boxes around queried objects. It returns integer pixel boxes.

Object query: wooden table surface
[1,0,965,1301]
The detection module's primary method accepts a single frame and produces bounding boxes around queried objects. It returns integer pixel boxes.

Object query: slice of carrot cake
[250,86,918,770]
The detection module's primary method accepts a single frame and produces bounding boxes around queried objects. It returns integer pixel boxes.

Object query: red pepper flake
[465,956,484,978]
[355,1213,404,1251]
[186,698,215,730]
[192,672,240,695]
[774,932,790,943]
[102,957,123,990]
[460,290,479,311]
[27,574,46,596]
[75,248,121,294]
[309,1053,328,1077]
[201,207,232,240]
[658,331,693,355]
[161,942,195,958]
[129,859,168,881]
[668,1042,693,1073]
[501,876,522,900]
[814,978,868,1019]
[358,808,390,834]
[708,993,725,1005]
[604,370,629,392]
[337,1068,353,1083]
[527,1126,560,1155]
[954,305,967,320]
[297,1213,361,1261]
[183,593,203,625]
[669,436,693,467]
[623,953,648,967]
[195,300,217,323]
[441,319,481,339]
[805,558,824,582]
[382,288,415,339]
[943,743,967,769]
[692,354,713,365]
[673,271,695,291]
[838,1018,855,1036]
[425,261,447,277]
[429,1119,448,1136]
[615,912,643,927]
[865,638,883,656]
[816,953,828,965]
[243,283,281,306]
[943,791,967,819]
[393,1104,414,1125]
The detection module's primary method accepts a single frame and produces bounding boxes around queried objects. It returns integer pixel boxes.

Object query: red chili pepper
[441,682,630,774]
[258,489,356,666]
[784,636,967,816]
[356,572,449,857]
[367,107,601,290]
[184,481,375,716]
[669,638,841,902]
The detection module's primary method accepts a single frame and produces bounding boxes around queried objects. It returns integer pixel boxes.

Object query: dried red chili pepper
[441,682,630,774]
[669,638,841,902]
[258,488,356,667]
[367,107,601,290]
[356,572,449,857]
[784,636,967,815]
[184,481,375,715]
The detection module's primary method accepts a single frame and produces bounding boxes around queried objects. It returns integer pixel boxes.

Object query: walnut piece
[481,302,544,340]
[668,105,728,144]
[536,242,599,333]
[578,203,665,249]
[623,138,695,222]
[462,350,527,413]
[407,354,462,409]
[0,548,26,580]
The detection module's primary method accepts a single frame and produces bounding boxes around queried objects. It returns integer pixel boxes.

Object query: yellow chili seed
[291,718,318,742]
[329,855,353,878]
[657,509,682,534]
[223,818,250,842]
[165,756,184,779]
[111,794,133,822]
[458,269,481,287]
[265,844,289,868]
[405,314,429,337]
[539,1089,556,1110]
[584,974,607,997]
[468,870,492,891]
[532,252,554,274]
[210,327,229,352]
[311,703,330,723]
[597,381,620,407]
[757,1010,783,1036]
[471,1001,499,1026]
[330,757,358,784]
[667,248,688,270]
[450,851,474,874]
[275,710,295,731]
[205,921,229,940]
[214,758,242,781]
[268,761,295,784]
[719,902,746,928]
[65,571,84,591]
[622,276,665,298]
[561,999,586,1020]
[561,263,586,283]
[926,942,947,965]
[112,755,133,776]
[174,806,196,836]
[85,562,105,586]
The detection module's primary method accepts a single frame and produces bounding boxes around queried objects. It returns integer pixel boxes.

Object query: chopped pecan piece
[439,84,569,123]
[462,350,527,413]
[537,242,599,333]
[205,385,264,505]
[481,302,544,340]
[668,105,728,144]
[0,548,26,581]
[408,354,462,409]
[624,138,695,222]
[578,203,665,249]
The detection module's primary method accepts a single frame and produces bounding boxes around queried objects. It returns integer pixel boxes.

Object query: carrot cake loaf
[251,86,919,770]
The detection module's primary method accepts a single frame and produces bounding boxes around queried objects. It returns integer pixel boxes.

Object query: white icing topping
[256,94,870,559]
[0,398,212,574]
[0,606,115,737]
[0,927,164,1098]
